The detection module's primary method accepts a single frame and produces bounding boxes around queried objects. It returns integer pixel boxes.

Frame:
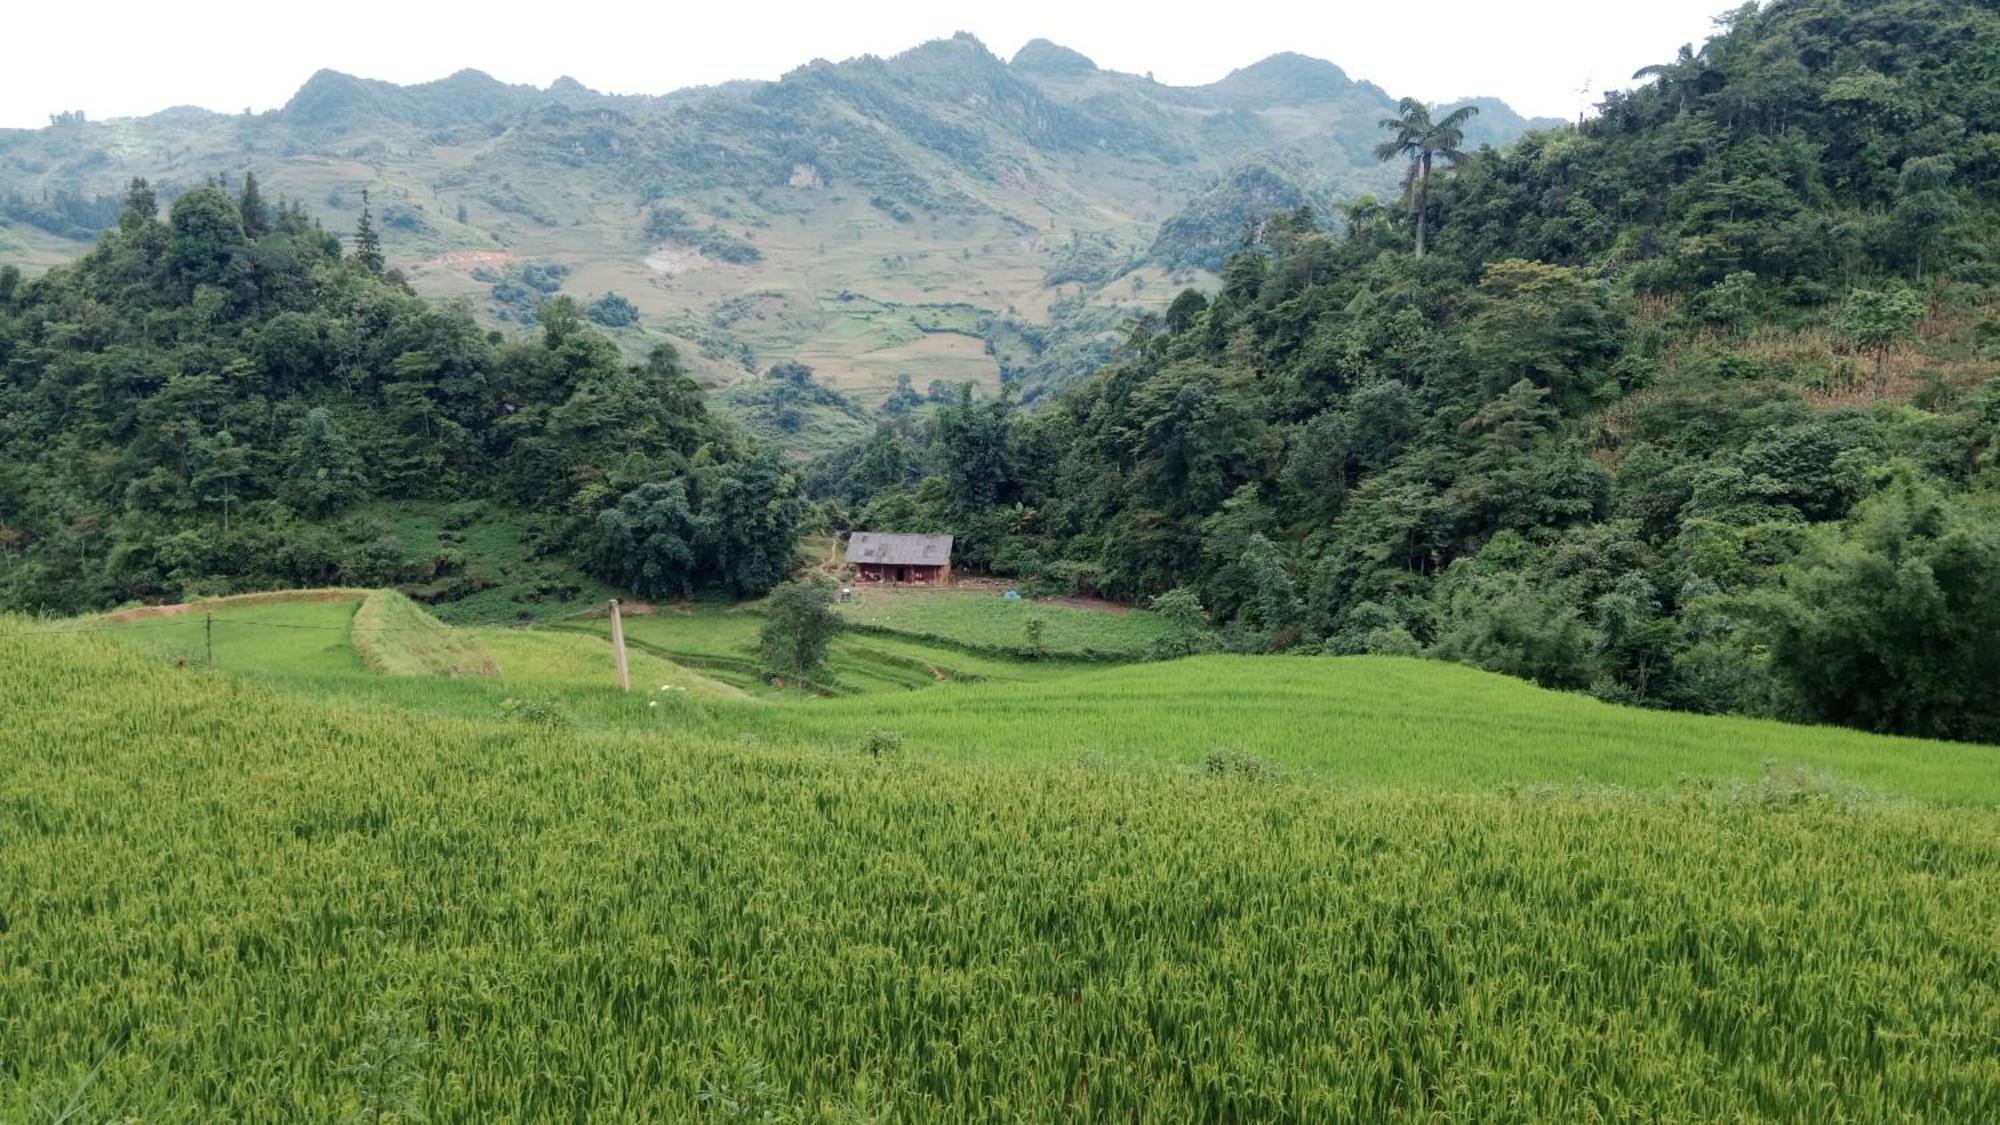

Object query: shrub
[860,729,904,759]
[498,696,570,731]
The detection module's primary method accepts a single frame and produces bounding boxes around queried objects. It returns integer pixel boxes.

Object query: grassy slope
[833,587,1171,658]
[75,591,2000,803]
[3,624,1998,1119]
[351,589,498,677]
[595,607,1089,697]
[91,594,369,676]
[752,655,2000,804]
[369,500,620,625]
[89,592,744,727]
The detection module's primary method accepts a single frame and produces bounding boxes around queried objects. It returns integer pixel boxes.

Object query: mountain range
[0,34,1557,435]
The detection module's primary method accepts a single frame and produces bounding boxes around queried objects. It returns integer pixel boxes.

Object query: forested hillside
[0,182,803,614]
[0,36,1552,434]
[822,0,2000,741]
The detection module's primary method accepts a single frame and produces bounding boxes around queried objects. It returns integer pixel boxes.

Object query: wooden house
[846,532,954,585]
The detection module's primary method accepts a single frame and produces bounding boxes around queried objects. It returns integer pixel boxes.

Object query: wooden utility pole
[609,599,631,694]
[205,612,214,668]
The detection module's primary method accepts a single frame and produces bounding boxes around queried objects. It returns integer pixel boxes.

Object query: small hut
[846,532,954,585]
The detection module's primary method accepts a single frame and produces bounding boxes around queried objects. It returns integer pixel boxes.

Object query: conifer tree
[238,171,269,239]
[119,177,158,231]
[353,188,385,275]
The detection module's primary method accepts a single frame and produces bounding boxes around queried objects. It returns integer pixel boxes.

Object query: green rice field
[4,591,1999,1119]
[831,586,1172,658]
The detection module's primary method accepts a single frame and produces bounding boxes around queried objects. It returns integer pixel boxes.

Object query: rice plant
[4,624,1999,1119]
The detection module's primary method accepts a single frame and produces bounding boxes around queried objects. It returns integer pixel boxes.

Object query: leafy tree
[165,186,249,300]
[881,373,923,417]
[1022,615,1047,658]
[1148,585,1219,659]
[254,311,326,390]
[1464,260,1625,410]
[1591,574,1675,701]
[1239,533,1302,643]
[1163,289,1209,335]
[1760,475,2000,741]
[1373,97,1479,257]
[1433,571,1599,690]
[586,292,639,328]
[191,430,252,534]
[758,579,842,679]
[594,481,701,600]
[698,451,807,597]
[1837,286,1925,398]
[931,385,1016,513]
[286,408,363,518]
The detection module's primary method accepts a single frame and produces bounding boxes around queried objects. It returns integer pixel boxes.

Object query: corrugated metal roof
[845,532,954,567]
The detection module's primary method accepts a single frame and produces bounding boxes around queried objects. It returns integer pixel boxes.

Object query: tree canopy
[806,0,2000,740]
[0,179,795,612]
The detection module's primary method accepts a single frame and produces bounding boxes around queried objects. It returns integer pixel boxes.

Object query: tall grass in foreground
[3,627,1998,1120]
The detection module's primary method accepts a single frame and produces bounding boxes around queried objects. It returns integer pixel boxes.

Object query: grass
[590,605,1090,697]
[351,589,498,677]
[4,624,1999,1119]
[73,591,2000,803]
[834,586,1172,658]
[745,654,2000,804]
[89,593,368,677]
[369,500,618,625]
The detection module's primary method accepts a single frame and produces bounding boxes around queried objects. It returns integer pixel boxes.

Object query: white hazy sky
[2,0,1737,130]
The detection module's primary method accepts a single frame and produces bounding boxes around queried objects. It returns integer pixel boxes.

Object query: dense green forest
[6,0,1999,743]
[0,181,803,614]
[816,0,2000,741]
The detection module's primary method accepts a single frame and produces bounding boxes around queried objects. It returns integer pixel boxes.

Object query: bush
[586,292,640,329]
[498,697,570,731]
[1203,749,1281,782]
[860,729,904,759]
[759,580,843,678]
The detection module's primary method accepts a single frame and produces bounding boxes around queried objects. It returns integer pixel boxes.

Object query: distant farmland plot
[758,654,2000,803]
[834,587,1171,658]
[597,605,1085,696]
[70,591,2000,802]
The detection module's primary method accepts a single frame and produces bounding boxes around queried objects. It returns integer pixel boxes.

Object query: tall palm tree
[1633,44,1700,115]
[1374,98,1480,258]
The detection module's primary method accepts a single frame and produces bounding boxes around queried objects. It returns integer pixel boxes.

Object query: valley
[3,0,1999,1117]
[0,36,1554,437]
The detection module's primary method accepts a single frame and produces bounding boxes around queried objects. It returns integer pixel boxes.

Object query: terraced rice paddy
[831,586,1173,658]
[4,592,1999,1119]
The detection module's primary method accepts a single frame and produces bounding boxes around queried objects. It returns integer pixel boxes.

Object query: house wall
[857,564,948,584]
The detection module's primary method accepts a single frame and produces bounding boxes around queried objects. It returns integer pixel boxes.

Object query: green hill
[0,36,1554,408]
[827,0,2000,744]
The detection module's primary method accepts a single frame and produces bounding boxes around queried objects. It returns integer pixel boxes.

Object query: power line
[0,601,611,640]
[0,619,199,637]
